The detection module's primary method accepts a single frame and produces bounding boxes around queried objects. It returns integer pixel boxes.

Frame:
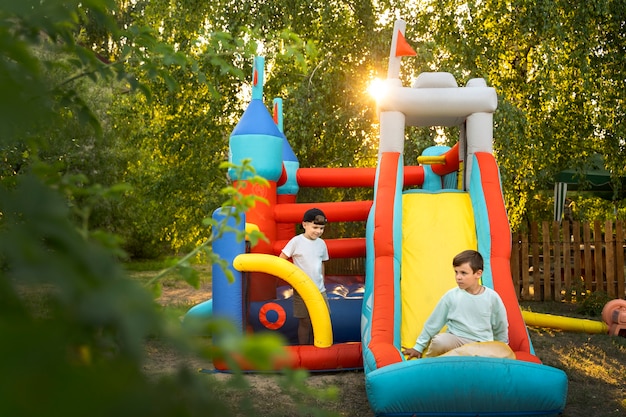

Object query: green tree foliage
[93,0,397,251]
[394,0,626,228]
[123,0,625,246]
[1,2,340,416]
[8,0,625,256]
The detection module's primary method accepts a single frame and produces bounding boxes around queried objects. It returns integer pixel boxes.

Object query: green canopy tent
[553,154,626,221]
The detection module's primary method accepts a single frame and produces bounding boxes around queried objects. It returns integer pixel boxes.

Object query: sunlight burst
[366,78,387,101]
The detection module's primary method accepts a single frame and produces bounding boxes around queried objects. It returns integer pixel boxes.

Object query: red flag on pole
[395,30,416,57]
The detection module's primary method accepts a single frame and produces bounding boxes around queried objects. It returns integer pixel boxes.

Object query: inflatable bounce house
[360,20,568,416]
[184,18,575,416]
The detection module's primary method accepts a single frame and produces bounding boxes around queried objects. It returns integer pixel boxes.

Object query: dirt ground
[145,282,372,416]
[154,279,214,308]
[146,281,376,416]
[147,280,214,373]
[145,282,625,417]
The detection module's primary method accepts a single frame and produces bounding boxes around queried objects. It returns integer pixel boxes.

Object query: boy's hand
[402,347,422,359]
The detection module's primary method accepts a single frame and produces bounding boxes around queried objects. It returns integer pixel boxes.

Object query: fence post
[593,221,604,293]
[542,222,552,301]
[553,221,562,301]
[562,220,572,297]
[583,223,593,292]
[605,221,616,298]
[531,222,541,301]
[573,222,582,292]
[617,221,625,298]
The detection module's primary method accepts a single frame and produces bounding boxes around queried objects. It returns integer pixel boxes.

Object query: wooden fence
[511,221,626,301]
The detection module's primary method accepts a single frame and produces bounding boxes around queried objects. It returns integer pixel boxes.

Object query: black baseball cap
[302,208,327,225]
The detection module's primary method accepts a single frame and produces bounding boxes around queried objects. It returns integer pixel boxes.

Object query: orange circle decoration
[259,302,287,330]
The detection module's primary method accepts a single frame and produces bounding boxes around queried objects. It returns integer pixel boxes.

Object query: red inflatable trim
[475,152,536,360]
[369,152,404,368]
[213,342,363,372]
[296,166,424,188]
[431,142,460,176]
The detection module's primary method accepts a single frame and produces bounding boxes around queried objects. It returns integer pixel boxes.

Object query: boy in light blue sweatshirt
[402,250,509,359]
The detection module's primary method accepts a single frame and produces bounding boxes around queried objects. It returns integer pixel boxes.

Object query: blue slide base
[366,356,567,417]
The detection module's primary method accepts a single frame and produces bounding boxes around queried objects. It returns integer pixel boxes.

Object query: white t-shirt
[281,234,329,292]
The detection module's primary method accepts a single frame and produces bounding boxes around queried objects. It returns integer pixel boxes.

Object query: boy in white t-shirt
[279,208,329,344]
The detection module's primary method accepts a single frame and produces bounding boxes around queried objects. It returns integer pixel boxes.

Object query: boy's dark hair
[453,250,483,272]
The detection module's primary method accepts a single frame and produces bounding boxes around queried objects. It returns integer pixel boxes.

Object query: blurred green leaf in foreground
[0,1,338,416]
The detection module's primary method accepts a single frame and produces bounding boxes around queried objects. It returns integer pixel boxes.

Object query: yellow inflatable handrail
[232,253,333,348]
[522,310,608,334]
[417,155,446,165]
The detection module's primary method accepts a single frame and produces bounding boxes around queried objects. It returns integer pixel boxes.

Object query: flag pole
[387,19,406,79]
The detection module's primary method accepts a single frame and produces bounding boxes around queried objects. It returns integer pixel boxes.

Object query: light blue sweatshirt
[413,286,509,352]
